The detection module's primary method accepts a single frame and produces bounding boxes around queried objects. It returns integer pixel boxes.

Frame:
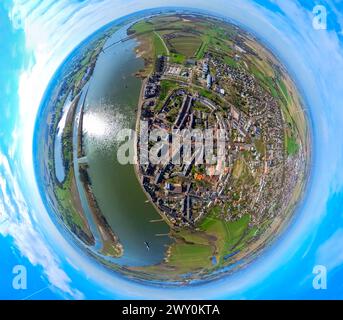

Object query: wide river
[82,24,172,266]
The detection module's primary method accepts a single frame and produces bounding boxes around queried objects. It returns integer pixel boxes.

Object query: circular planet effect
[1,0,343,299]
[34,11,309,283]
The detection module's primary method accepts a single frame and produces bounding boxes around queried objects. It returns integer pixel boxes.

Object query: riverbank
[54,94,95,246]
[75,85,123,257]
[134,77,174,231]
[79,163,123,257]
[77,90,86,159]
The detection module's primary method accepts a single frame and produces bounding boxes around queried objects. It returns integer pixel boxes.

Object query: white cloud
[0,153,84,299]
[316,229,343,272]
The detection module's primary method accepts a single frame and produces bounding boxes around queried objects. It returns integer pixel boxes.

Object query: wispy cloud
[316,229,343,272]
[0,153,84,299]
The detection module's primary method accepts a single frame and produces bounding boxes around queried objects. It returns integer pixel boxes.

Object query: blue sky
[1,0,343,299]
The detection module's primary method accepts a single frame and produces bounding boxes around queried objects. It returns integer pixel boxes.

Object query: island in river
[34,10,310,283]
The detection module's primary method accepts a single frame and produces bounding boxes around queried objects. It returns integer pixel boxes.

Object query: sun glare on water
[83,112,108,138]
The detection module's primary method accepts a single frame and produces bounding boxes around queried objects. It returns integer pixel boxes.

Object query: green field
[168,35,203,57]
[152,32,169,57]
[250,64,278,97]
[224,56,238,67]
[169,53,186,64]
[195,40,208,59]
[164,212,253,272]
[55,169,86,231]
[232,158,253,185]
[200,212,251,263]
[286,134,300,155]
[159,80,178,101]
[248,61,305,157]
[166,107,180,123]
[255,138,266,156]
[131,20,154,33]
[198,88,224,107]
[130,15,236,65]
[277,79,291,102]
[168,243,213,270]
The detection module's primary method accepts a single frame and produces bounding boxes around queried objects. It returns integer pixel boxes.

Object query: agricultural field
[167,35,203,57]
[128,14,241,69]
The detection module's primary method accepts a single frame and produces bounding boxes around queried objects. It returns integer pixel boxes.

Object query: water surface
[83,24,172,266]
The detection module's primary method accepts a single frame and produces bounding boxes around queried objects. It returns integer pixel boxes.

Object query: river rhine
[82,24,172,266]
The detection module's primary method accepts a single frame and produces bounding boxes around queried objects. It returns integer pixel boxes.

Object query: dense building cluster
[136,48,303,229]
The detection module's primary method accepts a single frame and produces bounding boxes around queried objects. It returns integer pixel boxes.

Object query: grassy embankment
[54,97,95,245]
[79,165,123,257]
[134,210,258,277]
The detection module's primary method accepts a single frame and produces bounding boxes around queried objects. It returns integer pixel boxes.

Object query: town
[135,49,300,229]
